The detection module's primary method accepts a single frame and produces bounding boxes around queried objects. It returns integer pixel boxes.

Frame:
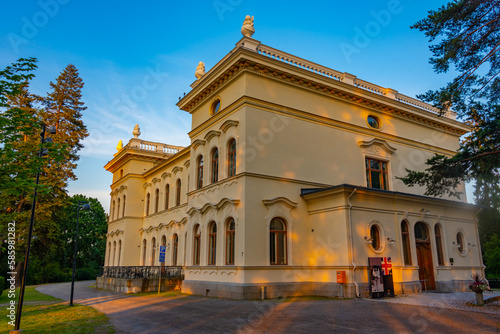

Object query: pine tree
[400,0,500,208]
[43,64,88,185]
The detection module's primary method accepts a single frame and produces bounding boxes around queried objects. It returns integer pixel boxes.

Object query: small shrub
[0,276,5,297]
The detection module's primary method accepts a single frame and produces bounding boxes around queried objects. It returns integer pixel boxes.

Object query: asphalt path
[37,281,500,333]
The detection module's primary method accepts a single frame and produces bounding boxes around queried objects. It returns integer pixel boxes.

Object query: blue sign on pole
[159,246,166,263]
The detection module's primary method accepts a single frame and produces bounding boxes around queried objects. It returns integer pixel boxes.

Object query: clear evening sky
[2,0,472,212]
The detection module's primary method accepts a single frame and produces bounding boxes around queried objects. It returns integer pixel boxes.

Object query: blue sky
[2,0,471,212]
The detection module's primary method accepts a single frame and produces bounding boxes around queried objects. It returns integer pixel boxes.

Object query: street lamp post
[12,124,55,333]
[69,201,91,306]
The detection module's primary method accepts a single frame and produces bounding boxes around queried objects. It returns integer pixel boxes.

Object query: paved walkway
[368,291,500,315]
[37,281,500,333]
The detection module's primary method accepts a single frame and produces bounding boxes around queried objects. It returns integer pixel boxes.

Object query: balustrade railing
[257,44,343,81]
[253,42,450,118]
[129,138,184,155]
[102,266,184,279]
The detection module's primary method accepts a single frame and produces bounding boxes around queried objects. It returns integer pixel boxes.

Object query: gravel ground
[37,281,500,334]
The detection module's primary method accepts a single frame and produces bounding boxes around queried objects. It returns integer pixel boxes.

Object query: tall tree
[28,64,90,281]
[0,58,45,247]
[0,61,89,284]
[43,64,88,186]
[0,58,40,221]
[401,0,500,208]
[57,195,108,279]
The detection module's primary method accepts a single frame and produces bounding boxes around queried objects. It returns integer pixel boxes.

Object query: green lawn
[0,286,114,333]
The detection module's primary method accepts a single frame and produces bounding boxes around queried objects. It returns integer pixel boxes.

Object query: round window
[211,99,221,115]
[367,115,380,129]
[370,224,381,251]
[456,231,465,255]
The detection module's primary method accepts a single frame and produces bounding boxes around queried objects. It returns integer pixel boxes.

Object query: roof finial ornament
[195,61,205,80]
[133,124,141,138]
[241,15,255,38]
[116,140,123,151]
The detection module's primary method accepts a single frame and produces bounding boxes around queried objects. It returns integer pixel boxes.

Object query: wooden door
[416,242,436,290]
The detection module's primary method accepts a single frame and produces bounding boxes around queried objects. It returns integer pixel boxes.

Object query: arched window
[211,148,219,183]
[208,222,217,265]
[435,224,444,265]
[415,222,429,241]
[111,200,115,221]
[270,218,287,265]
[146,193,150,216]
[155,189,159,213]
[165,184,170,210]
[122,195,126,217]
[172,234,178,266]
[197,155,204,189]
[107,242,111,266]
[211,99,221,115]
[226,218,235,265]
[118,240,122,266]
[456,231,465,255]
[176,179,181,206]
[117,198,121,219]
[193,225,201,265]
[113,241,116,266]
[228,139,236,177]
[151,237,156,266]
[183,232,187,265]
[370,224,381,251]
[142,239,147,266]
[120,169,123,178]
[401,220,411,265]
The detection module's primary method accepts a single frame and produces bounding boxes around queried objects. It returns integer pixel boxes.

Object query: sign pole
[158,245,166,295]
[158,263,164,295]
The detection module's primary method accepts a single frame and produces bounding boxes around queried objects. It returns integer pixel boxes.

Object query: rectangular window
[366,158,388,190]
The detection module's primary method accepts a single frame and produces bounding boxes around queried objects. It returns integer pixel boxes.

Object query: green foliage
[0,286,60,305]
[401,1,500,280]
[0,286,114,333]
[58,195,108,275]
[0,58,44,232]
[0,276,4,297]
[400,1,500,206]
[0,59,102,286]
[483,234,500,279]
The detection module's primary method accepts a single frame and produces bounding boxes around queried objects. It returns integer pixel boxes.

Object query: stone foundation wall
[96,276,182,293]
[182,280,362,299]
[97,277,469,298]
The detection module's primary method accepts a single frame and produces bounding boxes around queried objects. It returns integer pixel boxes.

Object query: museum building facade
[99,17,483,299]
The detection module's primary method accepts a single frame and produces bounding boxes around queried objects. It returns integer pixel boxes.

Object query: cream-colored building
[102,18,483,298]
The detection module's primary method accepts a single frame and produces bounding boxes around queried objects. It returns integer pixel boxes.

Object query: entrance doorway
[414,222,436,290]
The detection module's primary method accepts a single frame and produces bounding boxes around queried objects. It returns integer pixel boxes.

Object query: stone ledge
[96,277,182,293]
